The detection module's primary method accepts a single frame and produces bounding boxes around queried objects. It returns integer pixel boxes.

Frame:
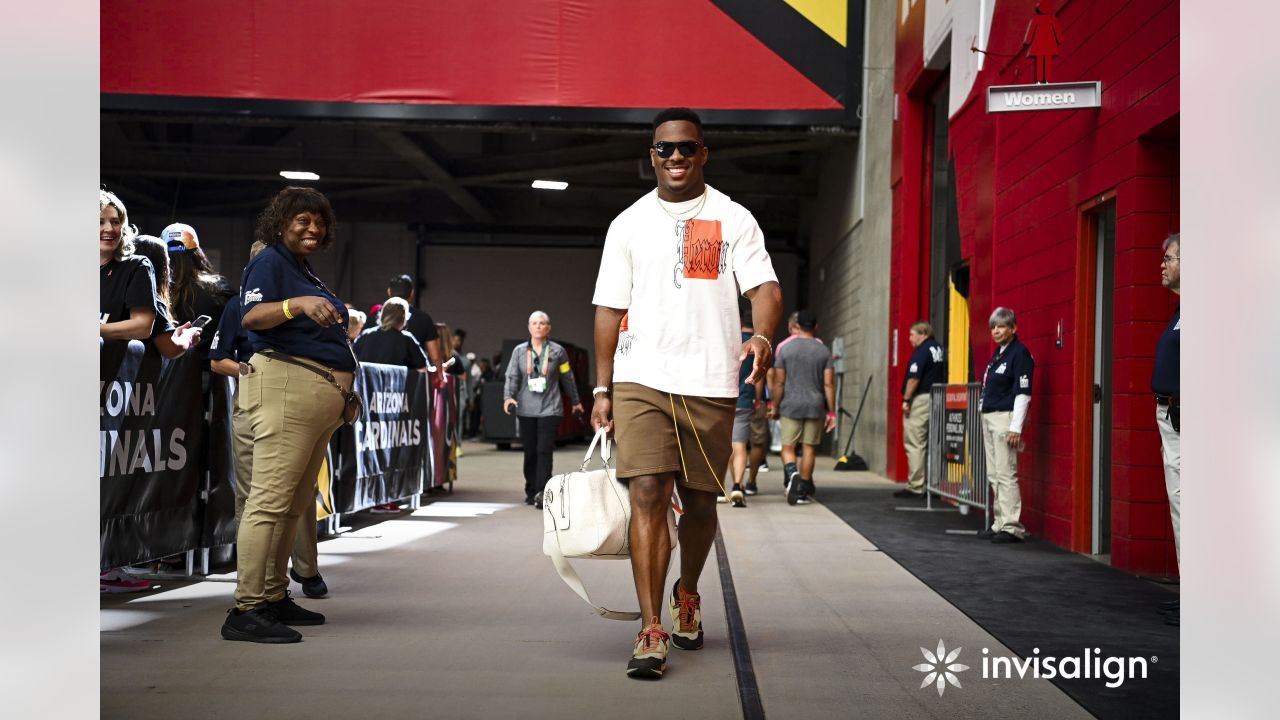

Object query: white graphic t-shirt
[592,185,778,397]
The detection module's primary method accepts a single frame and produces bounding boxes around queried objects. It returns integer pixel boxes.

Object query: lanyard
[526,343,550,378]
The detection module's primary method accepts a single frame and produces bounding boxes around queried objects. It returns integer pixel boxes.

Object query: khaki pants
[234,354,348,610]
[902,395,930,493]
[1156,405,1180,563]
[981,411,1026,538]
[232,395,318,580]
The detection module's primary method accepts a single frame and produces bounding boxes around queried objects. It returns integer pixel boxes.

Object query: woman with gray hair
[504,311,584,508]
[978,306,1035,544]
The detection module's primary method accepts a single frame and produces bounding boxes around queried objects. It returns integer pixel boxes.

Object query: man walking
[591,107,781,679]
[722,302,765,507]
[386,274,444,376]
[1153,233,1180,625]
[895,321,945,499]
[979,307,1034,544]
[768,309,836,505]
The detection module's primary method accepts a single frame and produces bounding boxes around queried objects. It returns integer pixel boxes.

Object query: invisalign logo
[911,640,1157,695]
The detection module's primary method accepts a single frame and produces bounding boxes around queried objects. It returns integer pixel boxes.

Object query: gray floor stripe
[715,528,766,720]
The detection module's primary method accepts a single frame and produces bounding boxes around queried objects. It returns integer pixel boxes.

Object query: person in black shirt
[1152,233,1180,624]
[163,222,232,353]
[979,307,1035,544]
[386,273,443,378]
[99,190,198,358]
[896,321,945,499]
[220,187,352,644]
[354,297,427,369]
[210,242,330,602]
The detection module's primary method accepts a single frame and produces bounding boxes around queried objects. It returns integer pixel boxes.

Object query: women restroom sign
[987,80,1102,113]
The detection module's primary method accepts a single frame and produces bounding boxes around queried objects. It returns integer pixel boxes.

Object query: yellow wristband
[282,299,295,319]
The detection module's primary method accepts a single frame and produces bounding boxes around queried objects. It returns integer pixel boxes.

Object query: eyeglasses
[651,140,703,158]
[1161,255,1179,264]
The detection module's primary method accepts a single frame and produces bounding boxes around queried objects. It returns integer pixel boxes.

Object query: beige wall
[800,0,895,473]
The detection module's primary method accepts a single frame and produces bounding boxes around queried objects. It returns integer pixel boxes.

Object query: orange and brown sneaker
[626,619,670,679]
[668,578,704,650]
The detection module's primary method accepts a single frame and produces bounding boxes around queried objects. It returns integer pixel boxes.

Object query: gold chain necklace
[656,190,707,222]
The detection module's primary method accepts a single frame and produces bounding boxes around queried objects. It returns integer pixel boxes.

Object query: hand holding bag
[542,428,677,620]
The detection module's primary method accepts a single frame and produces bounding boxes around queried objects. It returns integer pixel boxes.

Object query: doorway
[1089,202,1116,555]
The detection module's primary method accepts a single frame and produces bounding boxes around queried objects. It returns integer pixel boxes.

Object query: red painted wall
[891,0,1179,576]
[100,0,839,110]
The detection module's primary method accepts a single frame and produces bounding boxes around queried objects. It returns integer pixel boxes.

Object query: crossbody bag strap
[261,349,353,400]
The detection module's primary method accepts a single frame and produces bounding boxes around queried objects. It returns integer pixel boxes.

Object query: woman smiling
[221,187,355,644]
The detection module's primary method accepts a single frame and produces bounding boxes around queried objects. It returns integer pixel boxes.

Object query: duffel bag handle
[580,427,612,471]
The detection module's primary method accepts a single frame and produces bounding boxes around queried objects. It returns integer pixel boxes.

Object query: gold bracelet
[751,334,772,353]
[282,299,295,319]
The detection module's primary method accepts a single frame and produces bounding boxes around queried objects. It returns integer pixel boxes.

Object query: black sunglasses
[651,140,703,158]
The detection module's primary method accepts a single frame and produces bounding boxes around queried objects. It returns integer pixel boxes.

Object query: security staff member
[210,283,329,602]
[503,310,584,508]
[896,321,946,499]
[220,187,352,644]
[1153,234,1180,627]
[979,307,1034,544]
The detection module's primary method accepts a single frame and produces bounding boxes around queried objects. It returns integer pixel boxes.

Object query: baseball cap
[796,309,818,330]
[161,223,199,251]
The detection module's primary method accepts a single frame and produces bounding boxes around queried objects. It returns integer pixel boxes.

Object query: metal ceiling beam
[370,128,494,224]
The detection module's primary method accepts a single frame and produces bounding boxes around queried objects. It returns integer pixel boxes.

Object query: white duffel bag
[542,428,677,620]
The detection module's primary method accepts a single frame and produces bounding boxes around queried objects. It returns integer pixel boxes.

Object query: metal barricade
[926,383,990,527]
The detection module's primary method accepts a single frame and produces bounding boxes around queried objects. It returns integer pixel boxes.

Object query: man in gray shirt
[768,309,835,505]
[503,311,584,507]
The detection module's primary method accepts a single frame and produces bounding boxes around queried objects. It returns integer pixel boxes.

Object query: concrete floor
[101,441,1092,719]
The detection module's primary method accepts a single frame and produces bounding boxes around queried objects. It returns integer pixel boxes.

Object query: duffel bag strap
[544,527,640,622]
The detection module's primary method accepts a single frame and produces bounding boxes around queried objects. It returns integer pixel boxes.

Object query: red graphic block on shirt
[682,220,724,280]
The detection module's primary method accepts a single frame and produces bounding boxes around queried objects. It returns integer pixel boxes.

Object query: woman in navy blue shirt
[220,187,353,644]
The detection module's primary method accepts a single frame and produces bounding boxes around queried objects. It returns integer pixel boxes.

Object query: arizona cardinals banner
[332,363,430,513]
[201,375,239,548]
[100,340,204,570]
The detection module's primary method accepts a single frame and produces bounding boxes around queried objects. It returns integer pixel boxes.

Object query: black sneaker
[744,482,758,496]
[534,492,544,509]
[626,623,670,679]
[289,568,329,599]
[990,531,1024,544]
[729,485,746,508]
[786,474,802,505]
[221,607,302,643]
[893,489,924,499]
[264,592,326,625]
[976,528,997,539]
[803,478,817,498]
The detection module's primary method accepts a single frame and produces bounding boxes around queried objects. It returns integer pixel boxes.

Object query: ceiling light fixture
[279,170,320,181]
[531,180,568,190]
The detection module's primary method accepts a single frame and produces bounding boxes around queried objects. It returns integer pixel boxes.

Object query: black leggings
[519,415,561,498]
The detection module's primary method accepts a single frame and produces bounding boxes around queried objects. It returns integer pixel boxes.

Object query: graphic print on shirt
[617,311,635,356]
[244,288,263,304]
[672,219,726,288]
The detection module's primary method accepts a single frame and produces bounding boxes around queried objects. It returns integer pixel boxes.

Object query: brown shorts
[613,382,735,495]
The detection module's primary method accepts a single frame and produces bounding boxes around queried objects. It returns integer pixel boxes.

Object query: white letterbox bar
[986,81,1103,113]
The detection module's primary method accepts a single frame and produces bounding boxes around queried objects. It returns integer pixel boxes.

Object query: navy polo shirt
[1151,305,1179,396]
[239,242,354,370]
[208,295,254,363]
[901,337,946,398]
[981,336,1035,412]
